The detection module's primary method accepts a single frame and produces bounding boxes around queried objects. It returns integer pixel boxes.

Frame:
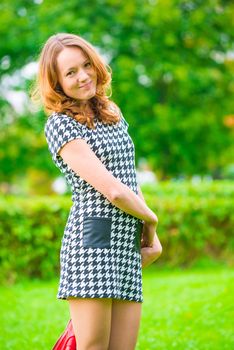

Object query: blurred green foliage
[0,181,233,285]
[0,0,234,187]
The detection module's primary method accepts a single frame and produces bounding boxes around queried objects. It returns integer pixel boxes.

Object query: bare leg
[67,297,112,350]
[108,299,142,350]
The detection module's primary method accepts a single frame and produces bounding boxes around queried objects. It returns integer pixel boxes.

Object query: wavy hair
[30,33,120,129]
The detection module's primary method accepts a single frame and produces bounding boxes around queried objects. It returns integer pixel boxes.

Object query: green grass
[139,267,234,350]
[0,267,233,350]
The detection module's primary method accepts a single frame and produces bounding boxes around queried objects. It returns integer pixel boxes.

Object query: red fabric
[52,319,76,350]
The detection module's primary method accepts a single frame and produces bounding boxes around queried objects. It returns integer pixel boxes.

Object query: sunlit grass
[0,266,233,349]
[138,266,234,350]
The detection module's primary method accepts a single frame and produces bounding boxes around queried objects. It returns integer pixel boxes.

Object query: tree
[0,0,233,186]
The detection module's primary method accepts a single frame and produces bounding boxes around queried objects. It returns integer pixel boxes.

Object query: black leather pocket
[134,221,143,252]
[82,216,112,248]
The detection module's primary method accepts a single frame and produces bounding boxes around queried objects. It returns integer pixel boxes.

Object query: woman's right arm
[59,138,158,225]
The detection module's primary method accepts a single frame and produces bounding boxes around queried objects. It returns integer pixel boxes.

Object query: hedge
[0,180,233,285]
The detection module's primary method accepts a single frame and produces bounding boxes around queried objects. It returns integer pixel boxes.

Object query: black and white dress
[44,106,144,303]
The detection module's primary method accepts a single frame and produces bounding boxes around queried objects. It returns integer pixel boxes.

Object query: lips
[79,81,92,89]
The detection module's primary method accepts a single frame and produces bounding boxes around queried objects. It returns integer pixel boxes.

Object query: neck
[77,101,94,117]
[78,100,91,111]
[78,100,89,107]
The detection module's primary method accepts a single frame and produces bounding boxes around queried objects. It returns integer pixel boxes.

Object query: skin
[137,185,162,268]
[56,47,162,349]
[67,297,142,350]
[56,46,97,112]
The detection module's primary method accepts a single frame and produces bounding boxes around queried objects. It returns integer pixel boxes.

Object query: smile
[79,81,92,89]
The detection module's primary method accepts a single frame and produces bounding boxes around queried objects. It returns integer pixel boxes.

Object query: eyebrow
[64,59,90,74]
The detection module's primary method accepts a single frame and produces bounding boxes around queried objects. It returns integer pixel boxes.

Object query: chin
[86,90,97,99]
[73,87,97,101]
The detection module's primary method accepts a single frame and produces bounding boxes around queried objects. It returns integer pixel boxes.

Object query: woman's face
[56,46,97,103]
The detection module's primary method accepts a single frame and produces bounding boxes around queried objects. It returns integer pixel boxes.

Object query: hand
[141,232,162,269]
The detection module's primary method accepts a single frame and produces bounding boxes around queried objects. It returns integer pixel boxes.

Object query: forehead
[56,46,89,72]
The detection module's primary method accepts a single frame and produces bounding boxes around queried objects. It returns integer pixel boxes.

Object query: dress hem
[57,294,143,303]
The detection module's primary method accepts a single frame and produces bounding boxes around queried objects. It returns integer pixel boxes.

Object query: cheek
[63,79,77,90]
[91,69,97,79]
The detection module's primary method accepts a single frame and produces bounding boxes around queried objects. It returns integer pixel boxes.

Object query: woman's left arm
[137,185,146,204]
[137,184,163,267]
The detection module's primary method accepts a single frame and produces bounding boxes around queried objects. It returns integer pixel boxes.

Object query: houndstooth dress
[44,107,144,303]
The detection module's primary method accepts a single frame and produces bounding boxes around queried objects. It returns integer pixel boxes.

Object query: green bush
[0,195,71,286]
[0,181,233,285]
[144,180,234,268]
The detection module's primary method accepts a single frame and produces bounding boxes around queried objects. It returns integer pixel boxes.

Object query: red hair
[30,33,120,128]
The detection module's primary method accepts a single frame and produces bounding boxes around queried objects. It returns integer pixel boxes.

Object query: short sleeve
[44,113,84,161]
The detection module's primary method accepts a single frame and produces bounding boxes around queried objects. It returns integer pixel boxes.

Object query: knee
[76,334,109,350]
[73,325,110,350]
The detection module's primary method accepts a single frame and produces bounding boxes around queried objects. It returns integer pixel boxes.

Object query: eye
[85,61,91,68]
[66,70,75,77]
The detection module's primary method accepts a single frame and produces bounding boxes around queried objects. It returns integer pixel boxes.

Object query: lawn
[0,266,233,350]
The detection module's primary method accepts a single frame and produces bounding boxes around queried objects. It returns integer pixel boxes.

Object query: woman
[31,33,162,350]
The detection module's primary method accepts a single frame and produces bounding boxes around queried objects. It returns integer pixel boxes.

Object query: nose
[77,68,89,83]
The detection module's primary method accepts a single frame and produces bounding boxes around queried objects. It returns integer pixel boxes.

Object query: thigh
[108,299,142,350]
[67,297,112,350]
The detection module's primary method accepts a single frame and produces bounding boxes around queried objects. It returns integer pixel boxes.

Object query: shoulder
[45,112,73,125]
[44,112,85,160]
[109,102,129,128]
[45,112,82,131]
[108,101,129,124]
[108,101,121,116]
